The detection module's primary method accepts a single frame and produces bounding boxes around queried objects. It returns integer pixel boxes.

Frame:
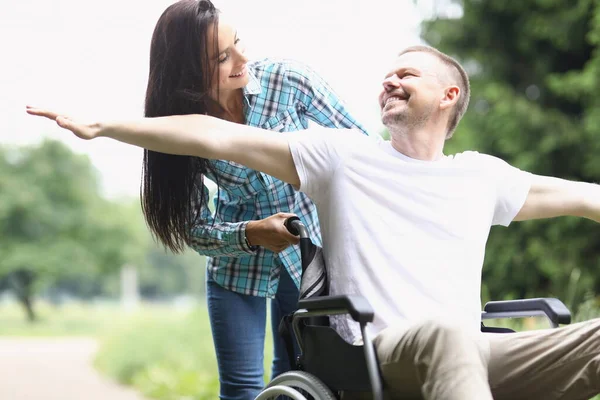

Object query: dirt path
[0,338,149,400]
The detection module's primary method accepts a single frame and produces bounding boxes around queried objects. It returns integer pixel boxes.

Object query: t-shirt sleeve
[481,154,532,226]
[287,127,361,200]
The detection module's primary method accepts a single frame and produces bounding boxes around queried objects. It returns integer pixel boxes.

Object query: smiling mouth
[229,66,246,78]
[382,95,408,108]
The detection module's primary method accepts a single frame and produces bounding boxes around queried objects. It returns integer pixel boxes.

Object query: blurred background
[2,0,600,399]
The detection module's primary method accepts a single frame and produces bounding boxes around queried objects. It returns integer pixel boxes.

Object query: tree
[421,0,600,309]
[0,140,142,320]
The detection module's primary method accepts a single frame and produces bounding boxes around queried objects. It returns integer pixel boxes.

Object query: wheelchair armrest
[482,298,571,325]
[298,295,374,324]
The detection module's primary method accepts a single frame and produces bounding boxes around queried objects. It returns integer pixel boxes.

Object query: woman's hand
[245,213,301,253]
[26,106,100,140]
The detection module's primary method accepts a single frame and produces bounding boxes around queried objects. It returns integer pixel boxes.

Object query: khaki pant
[348,318,600,400]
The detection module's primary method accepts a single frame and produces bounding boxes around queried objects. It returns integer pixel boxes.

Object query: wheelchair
[255,217,572,400]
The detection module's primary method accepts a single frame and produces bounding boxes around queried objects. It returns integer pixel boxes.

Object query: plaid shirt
[190,58,367,298]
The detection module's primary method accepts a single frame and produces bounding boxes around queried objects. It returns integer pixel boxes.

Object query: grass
[0,300,148,336]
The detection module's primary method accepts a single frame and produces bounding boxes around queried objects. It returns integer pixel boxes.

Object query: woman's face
[207,16,249,93]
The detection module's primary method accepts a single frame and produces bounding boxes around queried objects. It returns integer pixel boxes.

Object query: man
[27,45,600,400]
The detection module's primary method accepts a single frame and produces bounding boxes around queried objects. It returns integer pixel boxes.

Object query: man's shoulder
[449,151,516,175]
[449,150,504,165]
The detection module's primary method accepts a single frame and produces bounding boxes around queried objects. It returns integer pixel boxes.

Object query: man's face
[379,51,447,130]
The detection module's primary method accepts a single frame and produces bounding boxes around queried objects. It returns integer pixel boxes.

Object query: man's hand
[26,106,100,140]
[245,213,301,253]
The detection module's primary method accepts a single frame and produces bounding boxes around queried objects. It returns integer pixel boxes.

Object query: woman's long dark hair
[142,0,220,252]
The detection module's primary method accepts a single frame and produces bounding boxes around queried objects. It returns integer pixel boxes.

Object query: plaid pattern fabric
[190,58,367,298]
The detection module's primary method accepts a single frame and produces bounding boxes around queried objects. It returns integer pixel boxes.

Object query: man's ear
[440,85,460,110]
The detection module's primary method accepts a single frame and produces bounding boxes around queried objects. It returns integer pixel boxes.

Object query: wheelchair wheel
[255,370,336,400]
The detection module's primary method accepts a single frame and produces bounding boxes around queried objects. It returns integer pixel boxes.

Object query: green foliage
[0,301,129,337]
[138,247,206,300]
[0,140,102,282]
[0,139,142,281]
[0,139,207,320]
[421,0,600,310]
[0,140,131,318]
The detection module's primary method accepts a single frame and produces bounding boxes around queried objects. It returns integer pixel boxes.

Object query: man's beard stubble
[382,103,434,135]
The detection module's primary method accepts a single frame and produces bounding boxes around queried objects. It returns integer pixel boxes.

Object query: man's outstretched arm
[515,174,600,223]
[26,107,301,188]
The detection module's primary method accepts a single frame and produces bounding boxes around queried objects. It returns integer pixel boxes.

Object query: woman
[32,1,367,398]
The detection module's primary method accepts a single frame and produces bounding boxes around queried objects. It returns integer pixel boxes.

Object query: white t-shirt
[288,128,532,342]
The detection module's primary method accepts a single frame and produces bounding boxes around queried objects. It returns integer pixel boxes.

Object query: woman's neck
[209,88,245,124]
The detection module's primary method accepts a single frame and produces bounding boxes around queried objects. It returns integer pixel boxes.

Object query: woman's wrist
[245,221,259,247]
[92,121,106,139]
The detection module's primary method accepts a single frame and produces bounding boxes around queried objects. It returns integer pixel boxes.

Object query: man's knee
[414,319,466,341]
[373,320,490,398]
[375,319,488,366]
[412,319,482,358]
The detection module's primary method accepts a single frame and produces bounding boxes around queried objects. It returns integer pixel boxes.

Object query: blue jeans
[206,266,300,400]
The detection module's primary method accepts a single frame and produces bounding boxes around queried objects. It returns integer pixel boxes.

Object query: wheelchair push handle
[284,216,310,240]
[284,216,316,273]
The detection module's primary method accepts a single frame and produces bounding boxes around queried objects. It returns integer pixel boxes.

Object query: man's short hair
[399,46,471,138]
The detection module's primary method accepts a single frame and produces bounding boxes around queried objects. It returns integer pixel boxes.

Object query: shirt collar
[243,65,262,96]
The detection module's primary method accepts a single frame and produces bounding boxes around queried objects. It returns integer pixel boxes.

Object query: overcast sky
[2,0,460,198]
